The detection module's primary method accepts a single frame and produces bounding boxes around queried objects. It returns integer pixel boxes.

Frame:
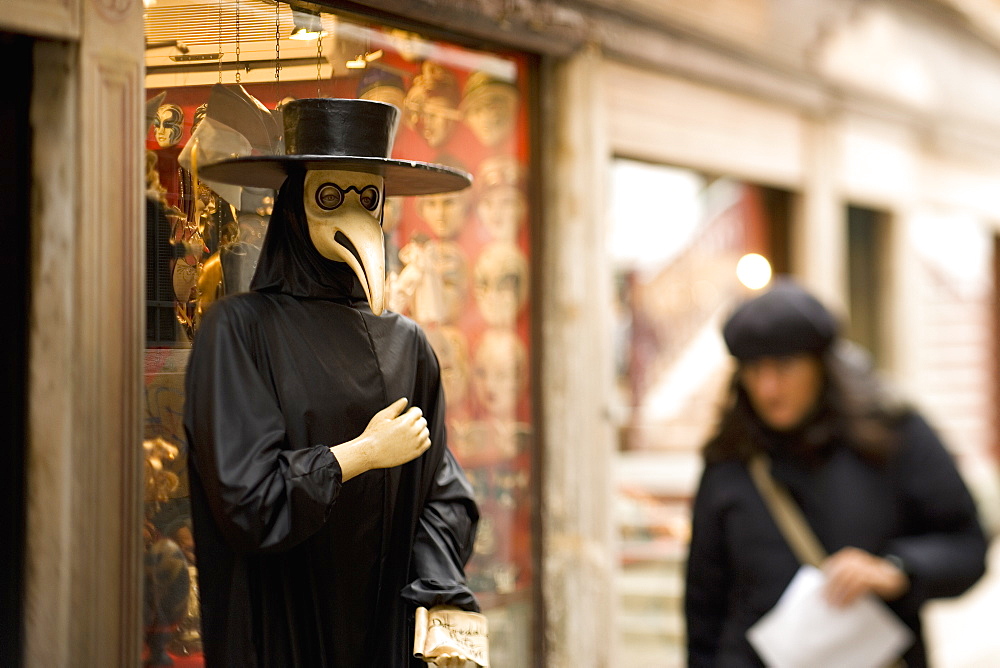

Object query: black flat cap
[723,279,839,361]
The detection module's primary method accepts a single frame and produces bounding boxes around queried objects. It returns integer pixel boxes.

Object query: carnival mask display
[425,325,470,407]
[358,69,406,111]
[417,188,470,239]
[473,242,528,328]
[461,72,518,148]
[405,63,462,148]
[476,155,526,241]
[472,329,526,418]
[411,240,468,325]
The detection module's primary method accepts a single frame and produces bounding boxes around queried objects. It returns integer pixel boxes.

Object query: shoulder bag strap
[747,455,828,568]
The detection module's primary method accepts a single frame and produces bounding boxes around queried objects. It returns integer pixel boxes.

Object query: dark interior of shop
[0,30,31,668]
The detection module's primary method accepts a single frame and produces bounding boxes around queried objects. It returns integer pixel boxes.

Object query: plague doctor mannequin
[185,98,484,667]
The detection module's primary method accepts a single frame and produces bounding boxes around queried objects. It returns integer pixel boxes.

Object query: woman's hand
[823,546,910,607]
[331,398,431,481]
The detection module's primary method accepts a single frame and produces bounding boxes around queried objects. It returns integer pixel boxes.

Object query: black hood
[250,172,368,304]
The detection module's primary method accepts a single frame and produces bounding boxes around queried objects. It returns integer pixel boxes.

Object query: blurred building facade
[4,0,1000,666]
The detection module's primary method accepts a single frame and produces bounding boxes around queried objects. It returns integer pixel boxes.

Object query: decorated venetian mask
[425,325,470,407]
[473,242,528,328]
[461,74,518,148]
[417,189,470,239]
[472,329,526,418]
[191,103,208,134]
[154,104,185,148]
[411,240,468,325]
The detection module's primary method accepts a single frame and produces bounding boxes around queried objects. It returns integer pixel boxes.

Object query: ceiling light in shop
[345,49,383,69]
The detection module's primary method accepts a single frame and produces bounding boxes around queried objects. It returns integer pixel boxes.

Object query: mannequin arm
[331,397,431,481]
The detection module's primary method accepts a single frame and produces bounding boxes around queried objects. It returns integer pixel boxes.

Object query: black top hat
[198,97,471,196]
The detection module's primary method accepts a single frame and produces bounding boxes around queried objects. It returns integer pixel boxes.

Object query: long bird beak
[326,208,385,315]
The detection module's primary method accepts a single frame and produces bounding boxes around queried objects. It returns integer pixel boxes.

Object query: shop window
[141,3,534,664]
[609,158,791,665]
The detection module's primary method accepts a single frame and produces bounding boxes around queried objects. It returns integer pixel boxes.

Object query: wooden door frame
[5,0,146,663]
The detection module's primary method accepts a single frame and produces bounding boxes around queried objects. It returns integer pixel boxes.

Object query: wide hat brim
[199,156,471,196]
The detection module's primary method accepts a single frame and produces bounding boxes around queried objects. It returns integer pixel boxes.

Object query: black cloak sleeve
[402,446,481,611]
[183,298,343,554]
[401,338,481,613]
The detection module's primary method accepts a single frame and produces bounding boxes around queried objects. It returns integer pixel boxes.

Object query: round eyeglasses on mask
[315,182,381,212]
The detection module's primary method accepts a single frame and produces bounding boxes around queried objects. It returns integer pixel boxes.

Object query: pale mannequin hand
[331,398,431,482]
[823,546,910,607]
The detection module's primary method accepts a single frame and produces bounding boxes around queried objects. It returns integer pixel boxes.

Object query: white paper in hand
[746,565,913,668]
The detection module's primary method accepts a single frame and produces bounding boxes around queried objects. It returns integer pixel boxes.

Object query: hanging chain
[234,0,241,84]
[274,0,281,85]
[217,0,223,83]
[316,24,323,97]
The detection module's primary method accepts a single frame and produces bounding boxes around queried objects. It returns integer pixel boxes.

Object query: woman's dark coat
[183,181,479,667]
[685,411,987,668]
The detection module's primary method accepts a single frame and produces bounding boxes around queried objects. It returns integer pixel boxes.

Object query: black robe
[184,178,479,667]
[684,411,987,668]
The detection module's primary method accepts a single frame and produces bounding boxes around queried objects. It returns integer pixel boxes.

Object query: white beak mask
[304,169,387,315]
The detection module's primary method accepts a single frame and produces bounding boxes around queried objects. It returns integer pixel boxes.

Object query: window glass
[142,4,534,664]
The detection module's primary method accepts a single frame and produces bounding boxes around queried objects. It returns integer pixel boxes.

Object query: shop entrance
[608,158,792,666]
